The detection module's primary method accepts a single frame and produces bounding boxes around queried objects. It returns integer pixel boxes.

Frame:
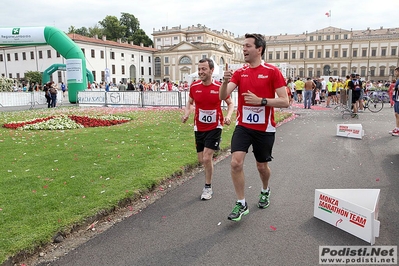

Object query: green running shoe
[258,190,270,209]
[228,201,249,221]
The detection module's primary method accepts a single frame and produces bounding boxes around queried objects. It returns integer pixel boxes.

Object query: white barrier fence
[0,90,239,109]
[77,90,238,108]
[0,91,64,108]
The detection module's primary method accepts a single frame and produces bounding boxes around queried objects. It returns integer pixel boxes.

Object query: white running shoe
[201,187,213,200]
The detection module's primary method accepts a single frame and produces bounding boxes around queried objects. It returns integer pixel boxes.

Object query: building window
[92,71,96,81]
[268,52,273,60]
[300,51,304,59]
[318,36,322,41]
[341,70,346,77]
[276,52,280,60]
[352,49,357,57]
[174,36,178,40]
[334,51,338,58]
[343,50,347,58]
[291,52,296,59]
[56,52,60,58]
[197,36,202,40]
[308,70,313,77]
[148,67,151,76]
[179,56,191,64]
[121,53,124,58]
[140,55,143,62]
[91,49,95,58]
[317,51,321,58]
[201,54,207,59]
[379,68,385,76]
[14,53,18,61]
[370,69,375,76]
[121,65,125,75]
[381,48,386,56]
[335,35,339,40]
[110,51,115,59]
[148,56,151,63]
[165,57,169,64]
[112,65,115,74]
[81,48,85,55]
[284,52,288,60]
[100,50,104,59]
[22,52,26,60]
[101,71,105,81]
[344,34,348,39]
[0,54,3,62]
[132,54,135,59]
[7,53,11,61]
[325,50,330,58]
[362,49,367,57]
[371,49,376,57]
[391,47,397,56]
[30,51,34,59]
[309,50,313,59]
[326,35,330,40]
[141,66,144,76]
[57,71,62,83]
[155,57,161,77]
[165,66,169,75]
[361,69,366,77]
[157,38,161,42]
[47,50,51,58]
[309,36,314,41]
[16,73,20,79]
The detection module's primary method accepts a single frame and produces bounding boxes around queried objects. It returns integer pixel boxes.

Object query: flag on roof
[325,10,331,17]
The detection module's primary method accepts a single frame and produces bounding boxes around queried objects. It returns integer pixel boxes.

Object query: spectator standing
[294,78,304,103]
[304,77,315,109]
[390,67,399,136]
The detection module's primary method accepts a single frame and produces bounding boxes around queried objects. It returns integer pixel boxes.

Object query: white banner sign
[0,27,45,45]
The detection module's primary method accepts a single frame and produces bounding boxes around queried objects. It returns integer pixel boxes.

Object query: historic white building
[0,25,398,85]
[0,33,157,85]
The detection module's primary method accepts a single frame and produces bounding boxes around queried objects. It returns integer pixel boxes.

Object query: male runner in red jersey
[220,33,289,221]
[182,58,234,200]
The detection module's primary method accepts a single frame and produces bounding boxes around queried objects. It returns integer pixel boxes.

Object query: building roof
[67,33,157,52]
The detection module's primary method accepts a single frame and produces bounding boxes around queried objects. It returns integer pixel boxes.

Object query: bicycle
[362,92,384,113]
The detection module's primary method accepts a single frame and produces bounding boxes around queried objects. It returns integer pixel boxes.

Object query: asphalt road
[32,104,399,266]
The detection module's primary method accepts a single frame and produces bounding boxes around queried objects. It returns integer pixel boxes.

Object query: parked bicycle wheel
[367,96,384,113]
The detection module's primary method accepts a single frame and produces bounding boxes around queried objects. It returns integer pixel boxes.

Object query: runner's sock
[205,184,211,188]
[261,187,270,194]
[237,199,246,206]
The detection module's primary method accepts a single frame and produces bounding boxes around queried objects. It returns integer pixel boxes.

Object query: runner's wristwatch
[261,98,268,106]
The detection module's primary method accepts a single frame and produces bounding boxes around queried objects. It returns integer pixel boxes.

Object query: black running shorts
[231,125,275,162]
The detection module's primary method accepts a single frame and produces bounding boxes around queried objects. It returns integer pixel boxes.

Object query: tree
[119,12,140,40]
[24,71,42,85]
[132,29,153,47]
[68,26,76,34]
[98,15,126,41]
[75,27,89,36]
[88,24,104,38]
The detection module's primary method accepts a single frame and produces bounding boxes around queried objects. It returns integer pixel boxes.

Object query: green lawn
[0,106,291,264]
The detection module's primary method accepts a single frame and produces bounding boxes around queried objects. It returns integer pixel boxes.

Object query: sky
[1,0,399,39]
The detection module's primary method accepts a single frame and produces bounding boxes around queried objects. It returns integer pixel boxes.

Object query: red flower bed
[3,116,55,129]
[68,115,131,127]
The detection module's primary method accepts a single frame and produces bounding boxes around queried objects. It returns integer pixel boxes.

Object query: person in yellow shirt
[331,78,338,104]
[336,78,344,104]
[326,77,333,107]
[294,78,305,103]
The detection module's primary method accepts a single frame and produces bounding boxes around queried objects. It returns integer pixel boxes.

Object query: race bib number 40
[199,109,217,123]
[242,106,265,124]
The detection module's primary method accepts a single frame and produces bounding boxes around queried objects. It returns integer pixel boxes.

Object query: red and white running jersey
[230,62,286,132]
[189,80,229,132]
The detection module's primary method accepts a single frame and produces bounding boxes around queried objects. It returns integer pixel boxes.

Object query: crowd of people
[88,80,191,92]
